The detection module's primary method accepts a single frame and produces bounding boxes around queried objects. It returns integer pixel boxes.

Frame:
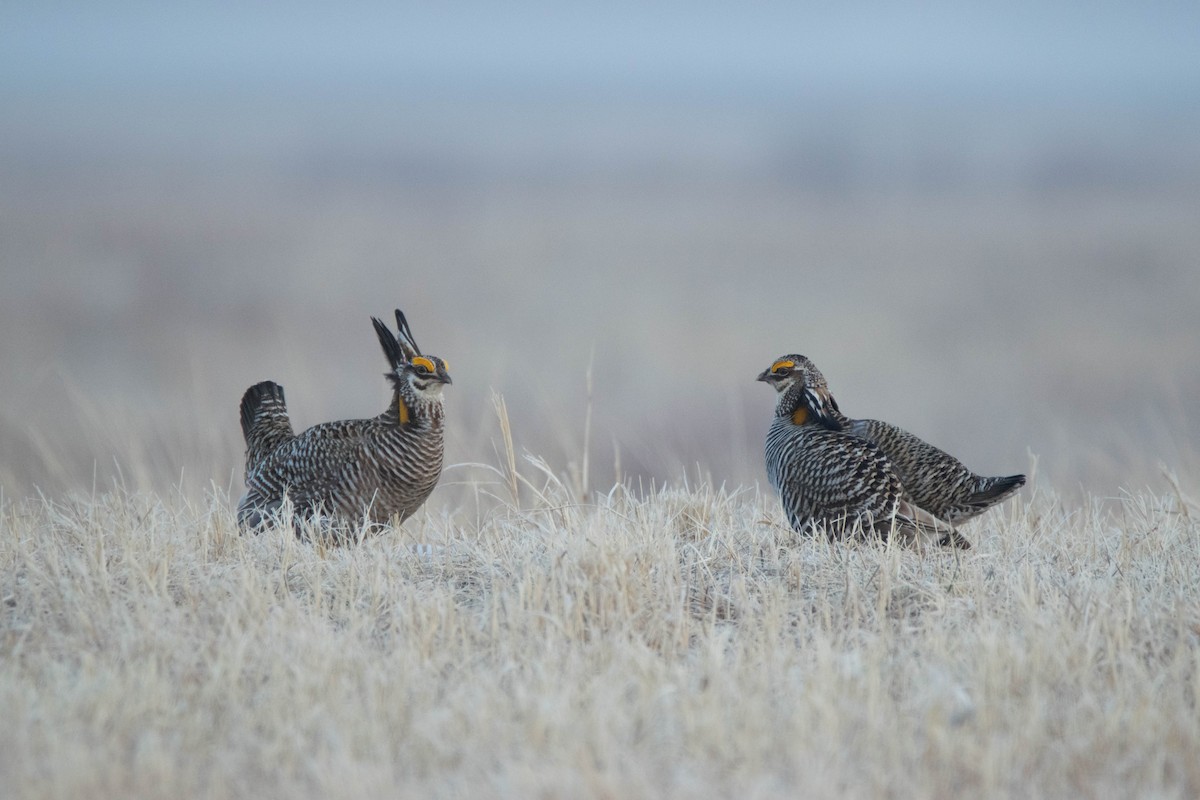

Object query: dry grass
[3,432,1199,798]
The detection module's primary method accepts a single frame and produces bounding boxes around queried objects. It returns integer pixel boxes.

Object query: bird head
[372,309,452,401]
[757,354,842,429]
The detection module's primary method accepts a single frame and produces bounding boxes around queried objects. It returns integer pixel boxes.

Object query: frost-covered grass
[2,456,1198,799]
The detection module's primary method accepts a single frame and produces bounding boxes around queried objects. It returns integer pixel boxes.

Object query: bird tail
[965,474,1026,512]
[239,381,294,469]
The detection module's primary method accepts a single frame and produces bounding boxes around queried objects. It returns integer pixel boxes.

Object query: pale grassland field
[2,410,1199,798]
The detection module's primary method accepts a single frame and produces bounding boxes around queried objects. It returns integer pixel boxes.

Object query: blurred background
[2,2,1198,504]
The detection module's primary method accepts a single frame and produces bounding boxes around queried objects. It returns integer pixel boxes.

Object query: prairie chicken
[237,309,451,534]
[758,355,969,548]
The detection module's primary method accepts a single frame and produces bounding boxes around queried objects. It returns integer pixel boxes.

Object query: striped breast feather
[766,419,902,523]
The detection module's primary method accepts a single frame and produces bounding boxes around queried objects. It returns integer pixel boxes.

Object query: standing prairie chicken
[237,309,451,534]
[758,355,969,549]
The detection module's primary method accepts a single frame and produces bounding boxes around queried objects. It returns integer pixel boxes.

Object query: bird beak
[437,369,453,385]
[756,368,773,382]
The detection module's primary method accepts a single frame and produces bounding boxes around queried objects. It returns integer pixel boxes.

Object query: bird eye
[773,366,791,376]
[411,356,435,373]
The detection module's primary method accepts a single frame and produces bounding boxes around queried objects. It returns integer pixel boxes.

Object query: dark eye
[774,367,791,376]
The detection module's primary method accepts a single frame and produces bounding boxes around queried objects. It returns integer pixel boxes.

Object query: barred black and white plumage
[237,309,451,536]
[843,418,1025,525]
[758,355,969,549]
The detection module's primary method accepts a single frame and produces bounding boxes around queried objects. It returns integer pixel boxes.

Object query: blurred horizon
[2,2,1199,502]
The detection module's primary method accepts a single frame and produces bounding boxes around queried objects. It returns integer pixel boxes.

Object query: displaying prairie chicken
[237,309,451,534]
[758,355,969,548]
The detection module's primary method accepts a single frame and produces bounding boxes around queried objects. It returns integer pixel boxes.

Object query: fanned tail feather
[239,380,294,469]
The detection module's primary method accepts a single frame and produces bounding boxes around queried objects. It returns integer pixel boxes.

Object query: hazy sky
[3,2,1198,100]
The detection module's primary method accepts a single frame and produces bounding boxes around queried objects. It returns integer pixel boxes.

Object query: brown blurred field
[2,92,1199,502]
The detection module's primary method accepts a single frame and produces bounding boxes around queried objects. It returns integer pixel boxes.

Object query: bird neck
[776,382,848,431]
[775,382,808,419]
[381,386,443,428]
